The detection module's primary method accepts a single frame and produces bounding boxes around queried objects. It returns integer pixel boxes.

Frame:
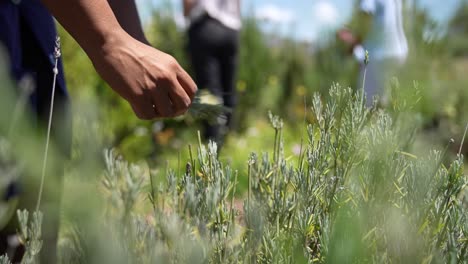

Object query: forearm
[108,0,147,43]
[183,0,195,17]
[41,0,126,58]
[41,0,197,120]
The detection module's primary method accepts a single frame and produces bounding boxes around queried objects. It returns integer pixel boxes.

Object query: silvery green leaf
[0,254,11,264]
[187,95,231,122]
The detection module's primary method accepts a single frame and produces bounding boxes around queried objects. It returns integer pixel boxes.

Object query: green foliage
[235,17,282,130]
[56,87,467,263]
[55,2,468,163]
[146,8,190,71]
[0,137,20,229]
[0,255,11,264]
[17,210,43,264]
[447,0,468,57]
[2,4,467,263]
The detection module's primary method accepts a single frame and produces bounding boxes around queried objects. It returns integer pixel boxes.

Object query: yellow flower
[268,75,278,86]
[295,85,306,96]
[237,80,246,92]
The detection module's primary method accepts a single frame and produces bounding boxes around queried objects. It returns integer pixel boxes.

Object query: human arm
[337,17,371,62]
[40,0,197,119]
[338,0,374,46]
[107,0,149,45]
[183,0,196,17]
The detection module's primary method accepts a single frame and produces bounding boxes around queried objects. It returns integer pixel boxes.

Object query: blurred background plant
[55,87,467,263]
[1,0,467,262]
[58,0,468,166]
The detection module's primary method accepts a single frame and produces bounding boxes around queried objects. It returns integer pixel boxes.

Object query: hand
[337,28,357,46]
[90,31,197,120]
[183,0,196,17]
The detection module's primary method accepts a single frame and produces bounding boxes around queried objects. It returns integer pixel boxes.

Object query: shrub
[58,86,467,263]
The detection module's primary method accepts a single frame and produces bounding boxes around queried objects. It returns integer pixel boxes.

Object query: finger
[151,84,174,118]
[176,69,198,101]
[168,79,191,116]
[130,99,157,120]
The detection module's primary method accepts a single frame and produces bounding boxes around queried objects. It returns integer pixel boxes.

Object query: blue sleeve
[360,0,377,14]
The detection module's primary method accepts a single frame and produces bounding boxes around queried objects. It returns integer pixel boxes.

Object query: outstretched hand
[40,0,197,120]
[91,32,197,120]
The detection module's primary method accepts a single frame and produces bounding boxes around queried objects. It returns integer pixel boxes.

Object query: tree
[447,0,468,57]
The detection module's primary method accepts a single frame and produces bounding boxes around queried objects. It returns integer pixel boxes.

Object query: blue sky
[137,0,461,42]
[247,0,460,41]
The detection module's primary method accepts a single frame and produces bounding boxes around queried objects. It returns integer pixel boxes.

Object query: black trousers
[188,15,239,143]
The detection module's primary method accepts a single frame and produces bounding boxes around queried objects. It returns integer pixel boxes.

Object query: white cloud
[312,1,339,28]
[255,4,295,24]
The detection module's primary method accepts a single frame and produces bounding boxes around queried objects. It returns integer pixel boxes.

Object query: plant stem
[36,37,61,212]
[298,96,307,172]
[188,144,196,178]
[148,162,157,214]
[458,122,468,156]
[248,157,252,217]
[361,67,367,108]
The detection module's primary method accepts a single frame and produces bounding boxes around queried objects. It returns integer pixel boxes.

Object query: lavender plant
[0,138,21,228]
[60,84,466,264]
[0,255,11,264]
[36,36,62,212]
[17,210,43,264]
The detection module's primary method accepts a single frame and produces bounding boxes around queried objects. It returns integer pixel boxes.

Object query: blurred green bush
[57,1,468,162]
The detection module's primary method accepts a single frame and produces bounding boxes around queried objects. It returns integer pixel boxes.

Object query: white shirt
[360,0,408,60]
[188,0,241,30]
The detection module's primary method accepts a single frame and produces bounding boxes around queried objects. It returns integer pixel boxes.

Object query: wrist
[83,27,129,61]
[127,29,149,46]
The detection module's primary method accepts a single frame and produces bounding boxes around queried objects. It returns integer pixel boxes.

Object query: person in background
[184,0,241,147]
[338,0,408,106]
[0,0,197,262]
